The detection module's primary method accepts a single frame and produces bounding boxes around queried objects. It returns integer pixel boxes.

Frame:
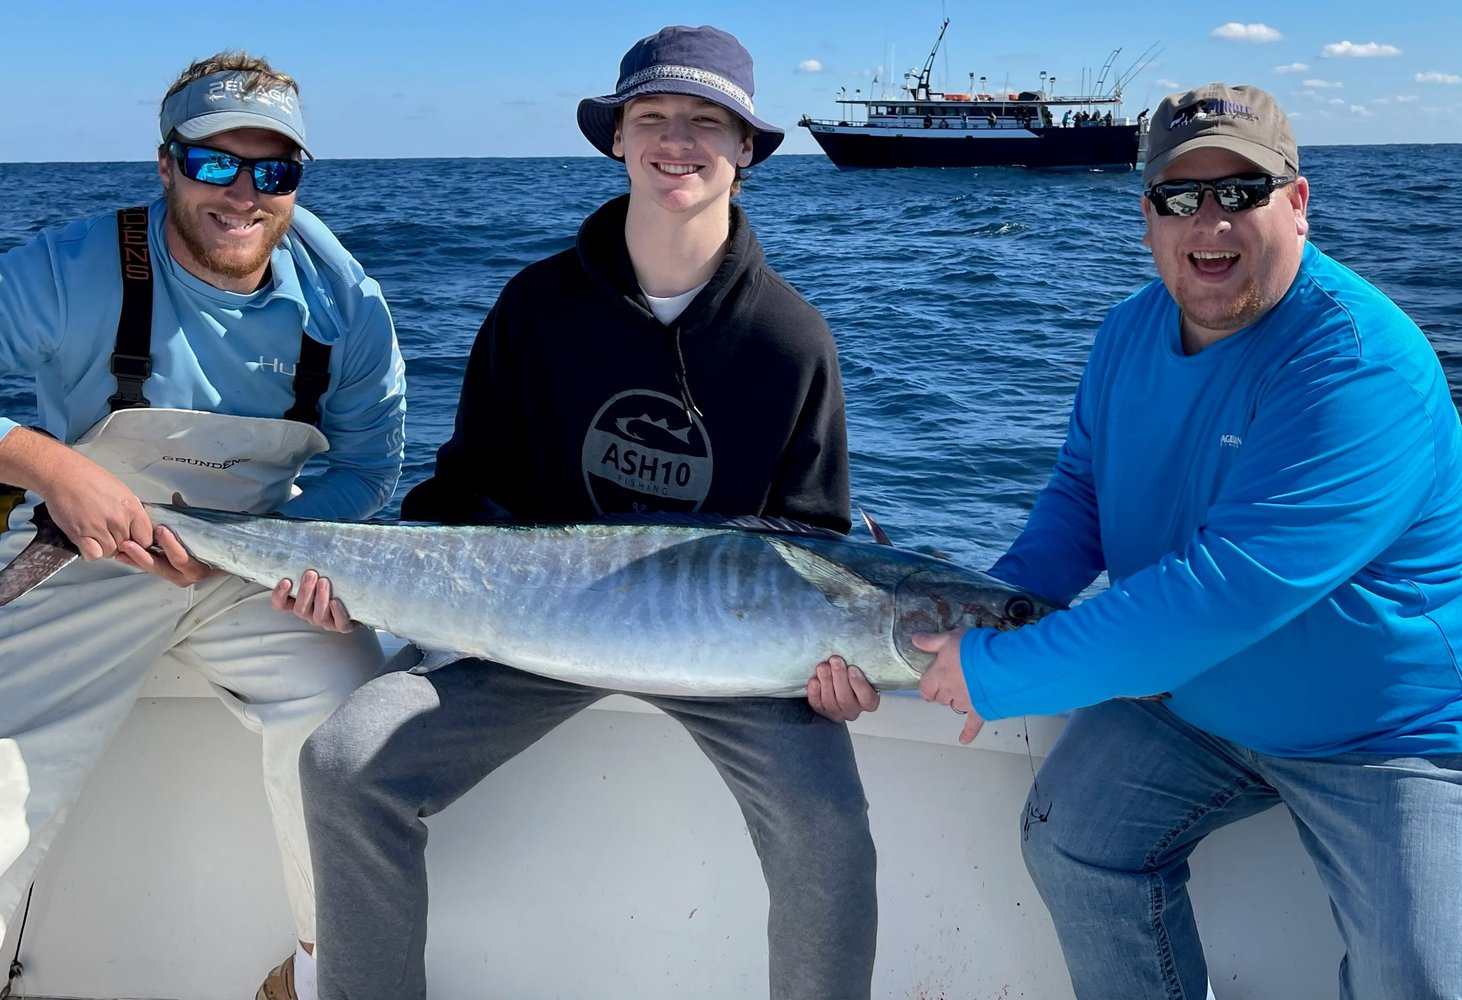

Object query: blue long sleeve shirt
[969,243,1462,756]
[0,197,406,519]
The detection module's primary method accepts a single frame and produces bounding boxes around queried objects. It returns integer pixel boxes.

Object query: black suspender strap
[111,204,331,426]
[110,206,154,411]
[283,333,332,427]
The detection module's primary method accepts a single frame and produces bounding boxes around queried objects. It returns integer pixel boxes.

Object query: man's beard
[1181,275,1266,338]
[164,183,293,283]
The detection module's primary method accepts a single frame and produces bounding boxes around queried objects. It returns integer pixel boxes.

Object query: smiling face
[158,127,298,292]
[612,94,755,217]
[1142,147,1310,352]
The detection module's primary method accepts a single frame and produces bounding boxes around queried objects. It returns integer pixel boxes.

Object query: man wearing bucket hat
[300,24,878,1000]
[0,51,405,1000]
[895,82,1462,996]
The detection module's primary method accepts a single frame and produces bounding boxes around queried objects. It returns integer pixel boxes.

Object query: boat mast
[910,18,950,100]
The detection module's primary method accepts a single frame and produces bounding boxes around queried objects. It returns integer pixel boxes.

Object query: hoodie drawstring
[672,325,704,420]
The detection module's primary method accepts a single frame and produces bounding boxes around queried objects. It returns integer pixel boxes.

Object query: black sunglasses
[167,140,304,195]
[1145,173,1295,217]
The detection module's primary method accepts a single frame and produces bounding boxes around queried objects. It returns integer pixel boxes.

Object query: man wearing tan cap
[895,83,1462,996]
[0,51,405,1000]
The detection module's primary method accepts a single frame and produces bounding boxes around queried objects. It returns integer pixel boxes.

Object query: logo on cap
[205,77,298,114]
[1168,98,1255,130]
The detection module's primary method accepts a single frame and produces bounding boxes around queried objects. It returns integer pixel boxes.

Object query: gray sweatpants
[301,655,878,1000]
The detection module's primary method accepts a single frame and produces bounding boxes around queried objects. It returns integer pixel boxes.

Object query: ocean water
[2,146,1458,569]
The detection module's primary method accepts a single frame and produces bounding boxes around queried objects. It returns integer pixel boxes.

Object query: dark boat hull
[803,123,1141,171]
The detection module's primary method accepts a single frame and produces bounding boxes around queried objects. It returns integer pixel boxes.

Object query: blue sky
[3,0,1458,162]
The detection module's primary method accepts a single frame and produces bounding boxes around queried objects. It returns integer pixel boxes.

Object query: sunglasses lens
[253,160,303,195]
[1149,183,1201,217]
[1214,179,1253,211]
[182,148,242,187]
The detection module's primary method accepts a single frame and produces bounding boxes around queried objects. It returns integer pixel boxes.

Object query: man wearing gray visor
[0,51,405,1000]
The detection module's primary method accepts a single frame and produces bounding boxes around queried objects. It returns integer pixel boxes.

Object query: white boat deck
[2,665,1342,1000]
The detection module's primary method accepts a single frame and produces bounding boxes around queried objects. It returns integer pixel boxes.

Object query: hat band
[616,64,755,115]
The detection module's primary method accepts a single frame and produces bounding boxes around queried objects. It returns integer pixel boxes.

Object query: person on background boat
[0,51,406,1000]
[838,81,1462,997]
[299,24,879,1000]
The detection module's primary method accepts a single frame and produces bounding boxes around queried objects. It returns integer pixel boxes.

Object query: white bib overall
[0,408,384,944]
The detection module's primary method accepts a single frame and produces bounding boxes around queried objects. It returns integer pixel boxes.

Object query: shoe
[256,954,297,1000]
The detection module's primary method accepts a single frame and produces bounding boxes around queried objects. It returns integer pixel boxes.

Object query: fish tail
[0,503,80,608]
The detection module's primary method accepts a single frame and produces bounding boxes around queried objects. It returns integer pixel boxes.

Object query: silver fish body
[145,504,1056,697]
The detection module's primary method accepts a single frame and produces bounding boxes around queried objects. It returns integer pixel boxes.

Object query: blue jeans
[301,653,877,1000]
[1020,699,1462,999]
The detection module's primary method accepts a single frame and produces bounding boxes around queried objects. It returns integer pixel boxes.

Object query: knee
[298,681,393,793]
[805,782,873,842]
[299,707,364,794]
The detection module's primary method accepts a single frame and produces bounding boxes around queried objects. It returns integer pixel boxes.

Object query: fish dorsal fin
[858,507,894,546]
[595,510,844,538]
[762,535,883,612]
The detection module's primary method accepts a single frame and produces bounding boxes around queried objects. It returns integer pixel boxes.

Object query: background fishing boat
[799,20,1153,170]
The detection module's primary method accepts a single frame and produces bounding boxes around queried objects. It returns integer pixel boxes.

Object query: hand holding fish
[807,654,881,722]
[271,570,355,632]
[913,629,985,744]
[0,430,149,561]
[115,524,218,586]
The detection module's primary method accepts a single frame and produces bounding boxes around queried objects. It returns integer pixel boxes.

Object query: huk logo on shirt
[581,389,712,514]
[256,356,298,377]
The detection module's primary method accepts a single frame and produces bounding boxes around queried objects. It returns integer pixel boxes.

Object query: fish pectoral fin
[763,536,882,612]
[0,504,80,608]
[402,645,467,675]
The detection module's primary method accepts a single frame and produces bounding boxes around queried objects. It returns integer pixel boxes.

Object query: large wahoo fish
[0,504,1057,697]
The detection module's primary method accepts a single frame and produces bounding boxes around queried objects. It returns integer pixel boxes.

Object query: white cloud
[1415,71,1462,84]
[1156,78,1181,90]
[1322,41,1402,58]
[1273,62,1310,73]
[1211,22,1282,42]
[796,60,824,75]
[1329,97,1346,105]
[1348,105,1373,115]
[1395,94,1420,102]
[1303,79,1343,89]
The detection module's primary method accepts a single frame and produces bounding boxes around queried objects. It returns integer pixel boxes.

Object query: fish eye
[1004,596,1036,621]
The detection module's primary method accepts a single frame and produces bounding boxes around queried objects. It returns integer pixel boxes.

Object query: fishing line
[0,881,34,1000]
[1020,715,1052,839]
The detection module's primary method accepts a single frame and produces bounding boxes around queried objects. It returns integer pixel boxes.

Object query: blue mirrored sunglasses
[1145,173,1295,217]
[167,140,304,195]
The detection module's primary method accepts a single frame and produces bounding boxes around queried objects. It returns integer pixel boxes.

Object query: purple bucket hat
[577,25,784,166]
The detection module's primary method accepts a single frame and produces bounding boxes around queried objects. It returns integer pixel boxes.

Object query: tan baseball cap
[1143,83,1297,183]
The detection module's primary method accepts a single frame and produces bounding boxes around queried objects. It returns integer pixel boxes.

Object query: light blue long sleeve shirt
[0,197,406,519]
[969,243,1462,756]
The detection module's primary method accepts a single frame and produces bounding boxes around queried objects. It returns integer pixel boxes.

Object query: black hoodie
[403,194,850,533]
